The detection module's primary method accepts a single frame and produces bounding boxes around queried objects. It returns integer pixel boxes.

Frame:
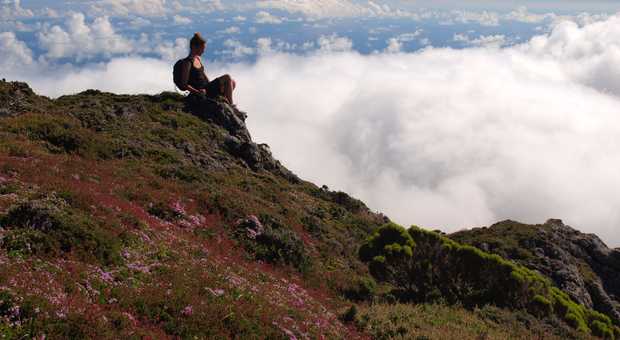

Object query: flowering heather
[171,200,186,217]
[0,82,598,340]
[181,305,193,316]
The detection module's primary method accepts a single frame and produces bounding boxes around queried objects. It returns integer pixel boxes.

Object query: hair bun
[190,32,207,47]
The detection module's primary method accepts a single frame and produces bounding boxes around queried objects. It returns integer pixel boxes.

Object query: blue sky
[3,1,620,246]
[3,0,615,64]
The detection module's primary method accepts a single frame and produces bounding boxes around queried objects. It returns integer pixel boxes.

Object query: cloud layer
[3,14,620,246]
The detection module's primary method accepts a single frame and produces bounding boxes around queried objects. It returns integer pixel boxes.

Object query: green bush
[591,320,613,339]
[0,194,122,265]
[359,224,617,336]
[358,223,416,293]
[340,305,358,323]
[235,215,311,273]
[529,294,553,317]
[342,276,377,301]
[2,113,114,158]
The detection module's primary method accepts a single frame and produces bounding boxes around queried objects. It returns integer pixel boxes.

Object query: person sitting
[175,32,237,106]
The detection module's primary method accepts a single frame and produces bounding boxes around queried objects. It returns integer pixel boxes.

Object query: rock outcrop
[185,93,300,182]
[0,80,300,183]
[450,219,620,323]
[0,80,52,116]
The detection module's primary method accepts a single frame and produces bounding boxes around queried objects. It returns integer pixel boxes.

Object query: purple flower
[181,305,193,316]
[98,269,114,283]
[171,201,186,216]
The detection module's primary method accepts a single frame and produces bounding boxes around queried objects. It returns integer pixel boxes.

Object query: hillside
[450,219,620,324]
[0,79,618,339]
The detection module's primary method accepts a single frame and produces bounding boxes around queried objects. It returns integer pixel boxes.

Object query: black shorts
[203,76,227,97]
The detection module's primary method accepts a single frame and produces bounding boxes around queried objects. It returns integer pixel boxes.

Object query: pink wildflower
[98,269,114,283]
[189,214,206,227]
[181,305,193,317]
[171,201,186,216]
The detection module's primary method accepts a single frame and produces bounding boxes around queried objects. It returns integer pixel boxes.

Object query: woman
[177,32,237,105]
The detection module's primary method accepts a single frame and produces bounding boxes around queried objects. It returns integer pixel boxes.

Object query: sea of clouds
[2,14,620,246]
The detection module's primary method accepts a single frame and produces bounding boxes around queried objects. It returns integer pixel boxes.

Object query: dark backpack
[173,57,190,90]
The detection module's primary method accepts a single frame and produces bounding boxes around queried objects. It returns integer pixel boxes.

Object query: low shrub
[147,202,183,222]
[234,215,311,273]
[340,305,358,323]
[358,223,416,293]
[529,294,553,317]
[342,276,377,302]
[2,113,114,159]
[0,194,122,265]
[359,223,617,336]
[591,320,614,339]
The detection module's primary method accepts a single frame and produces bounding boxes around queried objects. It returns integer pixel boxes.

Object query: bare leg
[221,74,234,105]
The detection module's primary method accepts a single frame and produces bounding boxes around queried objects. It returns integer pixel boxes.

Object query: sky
[2,0,620,247]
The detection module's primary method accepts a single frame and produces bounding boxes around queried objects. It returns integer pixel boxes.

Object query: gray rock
[452,219,620,323]
[185,94,300,183]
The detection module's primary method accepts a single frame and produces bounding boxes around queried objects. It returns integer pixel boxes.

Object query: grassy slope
[0,83,383,338]
[0,81,614,339]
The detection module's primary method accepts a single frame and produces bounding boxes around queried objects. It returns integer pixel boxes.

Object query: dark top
[178,57,210,91]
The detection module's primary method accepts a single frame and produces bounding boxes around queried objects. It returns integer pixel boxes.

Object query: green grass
[1,193,122,265]
[349,303,582,340]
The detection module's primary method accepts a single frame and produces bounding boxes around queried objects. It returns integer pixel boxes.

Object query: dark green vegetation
[0,81,384,338]
[1,194,121,265]
[0,80,618,339]
[359,223,620,338]
[451,219,620,328]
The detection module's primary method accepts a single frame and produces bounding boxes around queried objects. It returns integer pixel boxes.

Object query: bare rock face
[450,219,620,323]
[185,94,300,183]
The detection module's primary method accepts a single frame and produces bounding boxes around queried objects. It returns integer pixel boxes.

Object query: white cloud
[505,6,554,24]
[95,0,168,17]
[0,31,33,72]
[222,39,255,58]
[173,15,192,25]
[220,26,241,34]
[0,0,33,20]
[13,57,175,96]
[256,0,422,19]
[225,14,620,247]
[6,13,620,247]
[257,0,369,18]
[384,30,425,52]
[454,33,508,48]
[233,15,247,22]
[256,37,273,54]
[37,12,134,60]
[317,34,353,52]
[153,37,188,61]
[385,38,401,53]
[128,17,151,28]
[35,12,186,62]
[448,10,500,26]
[255,10,283,24]
[397,30,423,42]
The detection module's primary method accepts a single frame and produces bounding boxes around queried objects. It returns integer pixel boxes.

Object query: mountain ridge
[451,219,620,324]
[0,79,618,339]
